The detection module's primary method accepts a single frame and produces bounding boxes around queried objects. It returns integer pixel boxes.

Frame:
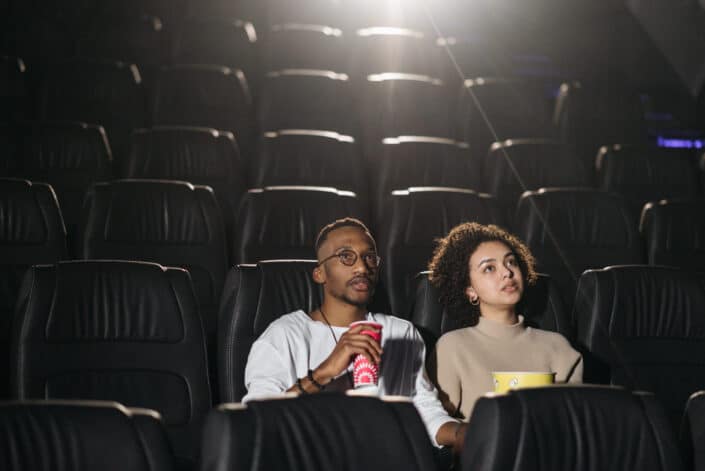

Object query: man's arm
[247,323,382,397]
[436,421,467,453]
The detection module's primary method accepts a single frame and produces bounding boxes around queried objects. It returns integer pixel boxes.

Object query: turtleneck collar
[475,314,526,340]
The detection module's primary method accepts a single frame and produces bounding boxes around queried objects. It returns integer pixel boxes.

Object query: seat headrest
[200,395,436,471]
[463,385,683,471]
[0,401,172,471]
[575,265,705,340]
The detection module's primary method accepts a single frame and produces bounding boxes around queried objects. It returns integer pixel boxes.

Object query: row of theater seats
[3,0,536,86]
[3,17,465,86]
[2,119,699,242]
[2,51,659,166]
[0,176,702,362]
[2,170,702,312]
[4,259,705,469]
[3,387,705,471]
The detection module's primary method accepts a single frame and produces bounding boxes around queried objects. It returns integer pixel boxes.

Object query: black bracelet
[296,377,307,394]
[308,369,325,391]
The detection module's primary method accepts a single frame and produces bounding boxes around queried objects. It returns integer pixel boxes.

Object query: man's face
[315,226,379,307]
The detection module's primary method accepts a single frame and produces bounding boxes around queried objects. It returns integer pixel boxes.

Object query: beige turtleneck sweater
[432,315,583,421]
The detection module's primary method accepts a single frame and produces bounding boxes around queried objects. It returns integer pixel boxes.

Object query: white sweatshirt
[243,310,456,446]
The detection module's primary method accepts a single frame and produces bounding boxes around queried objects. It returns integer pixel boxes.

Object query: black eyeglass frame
[316,249,382,268]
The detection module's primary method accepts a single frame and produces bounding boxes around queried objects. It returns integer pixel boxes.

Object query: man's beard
[331,286,376,308]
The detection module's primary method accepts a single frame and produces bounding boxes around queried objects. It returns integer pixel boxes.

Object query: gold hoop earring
[470,297,479,306]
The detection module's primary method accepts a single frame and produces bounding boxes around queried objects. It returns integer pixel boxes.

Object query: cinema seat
[0,400,174,471]
[639,199,705,270]
[515,188,644,309]
[596,145,698,217]
[681,390,705,471]
[200,395,437,471]
[574,265,705,430]
[378,187,503,317]
[5,121,112,245]
[258,69,356,136]
[38,60,146,161]
[462,386,684,471]
[10,260,211,467]
[0,178,66,398]
[123,126,246,239]
[233,186,368,263]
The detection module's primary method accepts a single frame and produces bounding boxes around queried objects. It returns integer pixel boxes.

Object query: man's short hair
[314,218,375,255]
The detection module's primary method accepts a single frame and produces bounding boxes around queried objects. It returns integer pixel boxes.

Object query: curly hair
[428,222,537,325]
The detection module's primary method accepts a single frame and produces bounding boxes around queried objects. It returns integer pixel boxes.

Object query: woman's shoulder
[436,326,476,348]
[525,326,576,352]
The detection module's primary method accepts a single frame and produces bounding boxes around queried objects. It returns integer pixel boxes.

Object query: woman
[428,222,582,420]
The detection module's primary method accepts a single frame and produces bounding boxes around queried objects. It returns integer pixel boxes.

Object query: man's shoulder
[370,313,417,336]
[258,310,310,340]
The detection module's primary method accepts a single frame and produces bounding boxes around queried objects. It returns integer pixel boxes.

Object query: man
[243,217,466,452]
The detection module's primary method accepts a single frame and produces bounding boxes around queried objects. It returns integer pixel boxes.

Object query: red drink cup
[349,321,383,389]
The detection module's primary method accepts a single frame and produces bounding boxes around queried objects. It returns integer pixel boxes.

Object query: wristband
[308,369,325,391]
[296,377,307,394]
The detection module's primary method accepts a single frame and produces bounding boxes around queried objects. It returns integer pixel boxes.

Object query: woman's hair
[428,222,537,325]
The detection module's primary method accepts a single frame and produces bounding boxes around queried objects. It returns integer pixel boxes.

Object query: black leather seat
[360,74,454,161]
[10,260,211,466]
[457,78,555,162]
[4,121,113,246]
[1,55,28,124]
[377,187,504,317]
[80,179,227,331]
[75,16,169,87]
[253,129,365,196]
[151,65,254,157]
[345,0,431,33]
[372,136,481,213]
[351,27,442,78]
[123,126,246,241]
[554,81,649,178]
[172,17,258,95]
[0,400,174,471]
[0,178,66,398]
[258,69,356,136]
[411,271,570,352]
[266,23,349,73]
[462,385,684,471]
[681,390,705,471]
[200,395,437,471]
[639,199,705,270]
[596,145,698,217]
[38,60,146,161]
[217,260,390,402]
[484,139,589,217]
[574,265,705,430]
[435,35,505,85]
[266,0,345,28]
[233,186,369,263]
[515,188,644,309]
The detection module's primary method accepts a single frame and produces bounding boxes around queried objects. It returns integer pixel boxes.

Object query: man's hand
[436,421,467,454]
[314,323,382,384]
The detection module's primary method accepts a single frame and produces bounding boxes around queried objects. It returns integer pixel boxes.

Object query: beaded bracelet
[295,377,307,394]
[308,369,325,391]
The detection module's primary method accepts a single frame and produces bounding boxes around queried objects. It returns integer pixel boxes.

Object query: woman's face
[465,240,524,311]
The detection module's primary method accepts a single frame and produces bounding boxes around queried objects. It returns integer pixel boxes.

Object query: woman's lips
[502,282,519,292]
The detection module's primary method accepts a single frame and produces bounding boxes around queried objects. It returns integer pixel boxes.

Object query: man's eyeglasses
[317,249,381,268]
